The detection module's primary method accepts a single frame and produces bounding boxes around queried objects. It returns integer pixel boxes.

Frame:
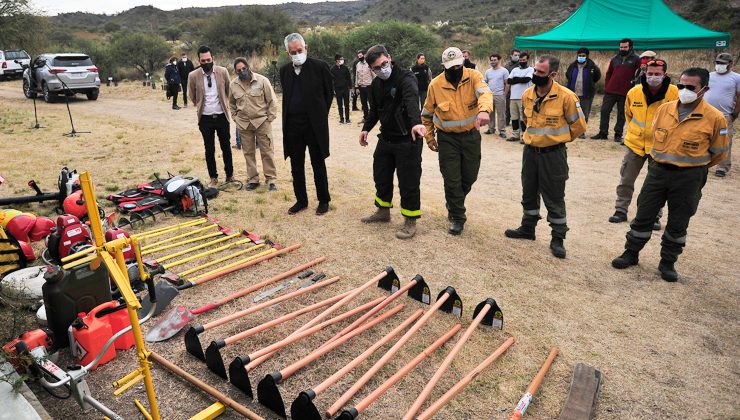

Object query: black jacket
[565,58,602,98]
[330,64,352,93]
[280,57,334,159]
[177,59,195,81]
[362,66,421,141]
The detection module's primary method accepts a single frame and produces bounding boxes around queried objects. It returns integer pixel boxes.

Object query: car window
[52,56,93,67]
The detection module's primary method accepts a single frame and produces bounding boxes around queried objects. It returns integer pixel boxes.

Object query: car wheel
[23,79,37,99]
[86,89,99,101]
[42,83,54,103]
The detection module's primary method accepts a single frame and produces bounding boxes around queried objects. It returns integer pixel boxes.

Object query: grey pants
[716,115,734,173]
[488,94,507,134]
[615,148,662,219]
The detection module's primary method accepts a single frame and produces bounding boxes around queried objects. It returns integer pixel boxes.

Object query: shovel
[144,254,321,341]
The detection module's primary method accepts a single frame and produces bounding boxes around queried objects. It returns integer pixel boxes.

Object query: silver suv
[23,53,101,102]
[0,49,31,79]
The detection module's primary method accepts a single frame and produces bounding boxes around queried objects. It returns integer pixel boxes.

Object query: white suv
[0,49,31,79]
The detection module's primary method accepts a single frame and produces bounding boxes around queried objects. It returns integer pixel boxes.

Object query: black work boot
[550,237,566,259]
[658,259,678,282]
[504,226,536,240]
[448,221,464,236]
[612,249,639,269]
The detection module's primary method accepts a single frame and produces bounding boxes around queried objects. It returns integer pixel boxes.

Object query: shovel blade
[138,280,180,318]
[145,305,194,342]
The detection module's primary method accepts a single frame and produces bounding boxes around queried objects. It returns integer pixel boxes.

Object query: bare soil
[0,79,738,419]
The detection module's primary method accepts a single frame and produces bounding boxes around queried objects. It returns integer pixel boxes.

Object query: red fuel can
[71,301,117,370]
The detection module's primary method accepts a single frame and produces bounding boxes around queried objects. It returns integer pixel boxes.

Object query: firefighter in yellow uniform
[504,55,587,258]
[422,47,493,235]
[612,67,729,281]
[609,59,678,228]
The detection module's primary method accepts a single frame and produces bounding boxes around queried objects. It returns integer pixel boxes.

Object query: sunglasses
[676,83,700,91]
[646,59,665,66]
[207,75,212,88]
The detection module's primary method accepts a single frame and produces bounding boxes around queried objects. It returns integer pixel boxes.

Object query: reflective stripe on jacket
[422,67,493,140]
[650,99,730,167]
[624,83,679,156]
[521,82,587,147]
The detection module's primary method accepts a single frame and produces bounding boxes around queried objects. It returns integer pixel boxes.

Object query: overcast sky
[32,1,348,15]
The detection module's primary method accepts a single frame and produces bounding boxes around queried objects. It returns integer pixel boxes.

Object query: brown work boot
[361,207,390,223]
[395,217,417,240]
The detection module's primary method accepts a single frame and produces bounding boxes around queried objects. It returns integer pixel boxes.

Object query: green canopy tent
[515,0,730,50]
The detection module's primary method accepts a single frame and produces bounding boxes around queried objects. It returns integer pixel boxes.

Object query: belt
[651,160,701,171]
[525,143,565,154]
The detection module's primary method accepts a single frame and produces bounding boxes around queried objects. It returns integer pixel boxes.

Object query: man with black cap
[359,45,427,239]
[331,54,352,124]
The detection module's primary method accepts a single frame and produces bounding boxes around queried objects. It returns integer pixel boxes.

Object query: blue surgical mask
[577,56,586,64]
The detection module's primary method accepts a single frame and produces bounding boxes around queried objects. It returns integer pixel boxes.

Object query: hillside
[49,0,738,41]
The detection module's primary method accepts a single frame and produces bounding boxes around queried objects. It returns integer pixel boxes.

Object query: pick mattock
[239,267,399,372]
[324,285,463,418]
[147,257,326,342]
[403,297,505,419]
[509,347,560,420]
[290,309,423,420]
[337,324,462,420]
[138,244,298,317]
[416,336,516,420]
[228,295,387,397]
[257,304,408,417]
[198,276,342,368]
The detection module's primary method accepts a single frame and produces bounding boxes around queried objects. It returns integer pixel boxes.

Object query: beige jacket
[228,72,278,131]
[187,65,231,121]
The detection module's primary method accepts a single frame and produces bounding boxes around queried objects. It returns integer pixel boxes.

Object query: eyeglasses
[370,60,390,71]
[207,75,212,88]
[646,60,665,66]
[676,83,699,91]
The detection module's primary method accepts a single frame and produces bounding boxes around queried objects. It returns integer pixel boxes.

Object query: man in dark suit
[177,52,195,107]
[280,33,334,215]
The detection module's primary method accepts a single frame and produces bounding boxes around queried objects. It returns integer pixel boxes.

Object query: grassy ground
[0,78,738,419]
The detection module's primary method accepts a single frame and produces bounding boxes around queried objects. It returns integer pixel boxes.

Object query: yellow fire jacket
[422,67,493,142]
[521,82,587,147]
[624,83,679,156]
[651,99,729,167]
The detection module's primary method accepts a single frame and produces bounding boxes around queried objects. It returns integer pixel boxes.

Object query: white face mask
[646,75,663,87]
[678,88,698,104]
[715,63,728,74]
[291,52,307,66]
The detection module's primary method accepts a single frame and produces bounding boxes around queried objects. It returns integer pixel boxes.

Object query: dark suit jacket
[280,57,333,159]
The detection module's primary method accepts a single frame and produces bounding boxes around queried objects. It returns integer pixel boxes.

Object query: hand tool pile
[109,216,585,419]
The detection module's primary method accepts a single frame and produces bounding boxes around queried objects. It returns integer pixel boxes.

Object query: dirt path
[0,79,738,419]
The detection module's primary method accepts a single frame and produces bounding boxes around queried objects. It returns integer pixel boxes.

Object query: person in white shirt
[705,52,740,178]
[484,53,509,138]
[506,52,534,142]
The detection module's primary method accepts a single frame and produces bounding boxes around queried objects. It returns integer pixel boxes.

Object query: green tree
[343,21,441,68]
[109,31,170,76]
[304,31,344,64]
[162,26,181,42]
[202,7,295,55]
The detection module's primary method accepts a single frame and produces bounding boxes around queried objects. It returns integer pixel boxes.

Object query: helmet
[63,190,87,220]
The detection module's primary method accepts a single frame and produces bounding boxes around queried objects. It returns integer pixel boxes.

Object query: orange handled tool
[416,336,516,420]
[509,347,560,420]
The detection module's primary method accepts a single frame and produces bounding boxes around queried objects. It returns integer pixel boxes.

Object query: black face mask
[519,62,528,69]
[531,73,550,87]
[201,62,214,73]
[444,66,464,84]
